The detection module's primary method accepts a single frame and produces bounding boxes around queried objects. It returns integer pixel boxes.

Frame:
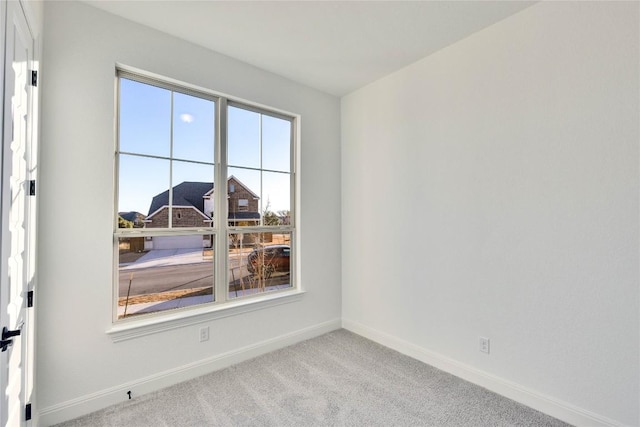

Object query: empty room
[0,1,638,426]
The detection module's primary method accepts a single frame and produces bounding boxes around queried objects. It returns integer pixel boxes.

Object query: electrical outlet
[199,326,209,342]
[479,337,490,354]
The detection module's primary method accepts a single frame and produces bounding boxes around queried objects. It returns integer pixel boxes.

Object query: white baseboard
[342,318,623,427]
[38,318,342,426]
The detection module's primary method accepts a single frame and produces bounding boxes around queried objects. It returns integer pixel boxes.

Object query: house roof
[228,175,260,200]
[147,179,261,219]
[148,181,214,216]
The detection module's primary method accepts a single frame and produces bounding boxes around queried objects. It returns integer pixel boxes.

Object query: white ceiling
[82,1,535,97]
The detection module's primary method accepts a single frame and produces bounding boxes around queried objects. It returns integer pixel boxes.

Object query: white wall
[342,2,638,426]
[37,2,341,424]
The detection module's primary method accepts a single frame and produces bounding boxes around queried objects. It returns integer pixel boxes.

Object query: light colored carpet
[55,329,570,426]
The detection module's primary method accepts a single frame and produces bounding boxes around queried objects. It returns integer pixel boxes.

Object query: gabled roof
[147,177,261,218]
[148,182,213,216]
[228,175,260,199]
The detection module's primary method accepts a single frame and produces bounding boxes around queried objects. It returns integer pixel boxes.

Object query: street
[118,251,289,297]
[119,262,214,297]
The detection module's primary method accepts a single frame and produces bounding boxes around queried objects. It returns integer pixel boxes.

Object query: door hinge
[29,180,36,196]
[27,290,34,308]
[25,403,32,421]
[31,70,37,87]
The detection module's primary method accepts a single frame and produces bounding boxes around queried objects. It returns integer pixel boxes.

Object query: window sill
[106,289,305,342]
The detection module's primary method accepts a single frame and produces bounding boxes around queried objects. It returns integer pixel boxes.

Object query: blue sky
[118,78,291,218]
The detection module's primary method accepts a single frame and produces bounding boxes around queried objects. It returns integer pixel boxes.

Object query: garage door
[153,235,203,250]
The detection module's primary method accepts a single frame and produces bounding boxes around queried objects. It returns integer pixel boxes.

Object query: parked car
[247,245,290,277]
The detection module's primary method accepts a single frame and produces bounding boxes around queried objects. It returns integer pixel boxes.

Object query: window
[115,70,296,321]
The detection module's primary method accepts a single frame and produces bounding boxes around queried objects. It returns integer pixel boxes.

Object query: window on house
[115,70,296,321]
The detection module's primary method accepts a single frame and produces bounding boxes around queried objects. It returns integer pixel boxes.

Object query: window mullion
[168,91,174,228]
[259,113,263,227]
[291,118,296,228]
[215,98,228,303]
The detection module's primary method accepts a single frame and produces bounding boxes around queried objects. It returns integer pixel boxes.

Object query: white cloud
[180,113,194,123]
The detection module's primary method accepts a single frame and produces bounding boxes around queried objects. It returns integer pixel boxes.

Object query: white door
[1,1,36,425]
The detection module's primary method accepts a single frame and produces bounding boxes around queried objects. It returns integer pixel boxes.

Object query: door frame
[1,0,40,425]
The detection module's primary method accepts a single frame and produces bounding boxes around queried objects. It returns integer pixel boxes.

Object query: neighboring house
[144,176,260,249]
[224,176,261,226]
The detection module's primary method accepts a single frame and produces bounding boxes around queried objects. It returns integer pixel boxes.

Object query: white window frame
[110,67,301,340]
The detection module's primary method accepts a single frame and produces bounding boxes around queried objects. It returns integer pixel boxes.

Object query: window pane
[119,155,169,222]
[119,78,171,157]
[173,93,215,163]
[262,115,291,173]
[228,168,261,227]
[228,232,291,299]
[262,171,290,225]
[118,236,215,318]
[228,106,260,169]
[172,161,214,228]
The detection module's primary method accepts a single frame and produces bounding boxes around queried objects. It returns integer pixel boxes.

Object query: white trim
[202,176,258,199]
[342,319,624,427]
[144,205,168,221]
[40,318,341,426]
[108,289,305,342]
